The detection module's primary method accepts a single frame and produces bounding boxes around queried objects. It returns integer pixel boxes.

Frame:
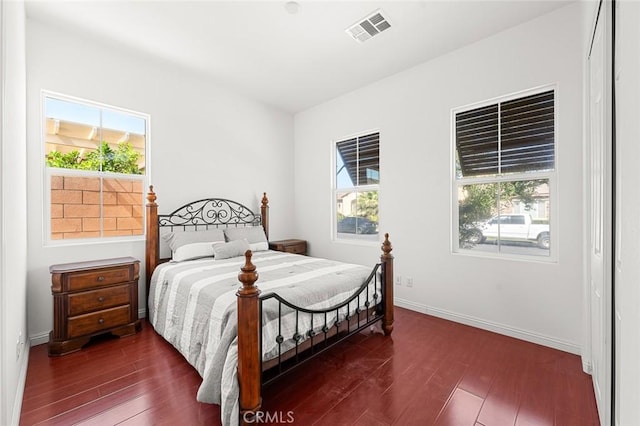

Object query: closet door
[588,2,612,424]
[614,1,640,425]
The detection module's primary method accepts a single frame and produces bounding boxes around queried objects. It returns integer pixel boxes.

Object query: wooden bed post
[260,192,269,240]
[145,186,159,313]
[237,250,262,424]
[381,233,394,336]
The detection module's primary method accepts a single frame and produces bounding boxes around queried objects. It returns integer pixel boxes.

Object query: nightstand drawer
[285,243,306,254]
[67,267,131,292]
[68,284,131,316]
[68,305,131,338]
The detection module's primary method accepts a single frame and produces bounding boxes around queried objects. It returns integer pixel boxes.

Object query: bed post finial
[238,251,259,294]
[261,192,269,240]
[145,185,159,314]
[382,233,392,258]
[381,233,394,336]
[147,185,157,205]
[237,250,262,422]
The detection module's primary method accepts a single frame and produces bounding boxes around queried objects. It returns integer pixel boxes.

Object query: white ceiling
[25,0,573,113]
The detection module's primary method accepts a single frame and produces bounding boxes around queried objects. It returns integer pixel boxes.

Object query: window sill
[452,248,558,264]
[44,235,145,248]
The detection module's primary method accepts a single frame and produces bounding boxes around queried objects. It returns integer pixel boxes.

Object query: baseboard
[11,344,30,426]
[394,297,582,355]
[582,359,592,374]
[138,308,146,319]
[29,331,49,347]
[394,297,427,314]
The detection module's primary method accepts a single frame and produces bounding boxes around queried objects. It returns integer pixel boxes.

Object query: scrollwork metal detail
[158,198,261,228]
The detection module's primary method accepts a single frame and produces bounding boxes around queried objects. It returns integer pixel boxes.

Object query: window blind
[336,132,379,186]
[456,90,554,177]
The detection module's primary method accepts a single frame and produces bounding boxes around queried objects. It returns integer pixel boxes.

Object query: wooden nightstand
[269,239,307,255]
[48,257,142,356]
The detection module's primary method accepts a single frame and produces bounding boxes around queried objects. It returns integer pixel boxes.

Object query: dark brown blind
[500,91,555,173]
[456,90,554,177]
[336,132,379,186]
[456,104,499,176]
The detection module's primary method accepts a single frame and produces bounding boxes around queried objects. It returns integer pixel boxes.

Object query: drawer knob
[97,296,105,303]
[98,318,105,325]
[97,276,105,282]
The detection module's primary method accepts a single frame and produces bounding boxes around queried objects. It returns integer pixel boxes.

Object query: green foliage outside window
[46,150,82,169]
[46,142,142,174]
[357,191,378,223]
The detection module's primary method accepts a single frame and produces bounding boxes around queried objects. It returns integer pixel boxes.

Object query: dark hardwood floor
[20,308,600,425]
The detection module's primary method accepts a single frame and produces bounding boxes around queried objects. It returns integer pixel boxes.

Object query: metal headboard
[145,186,269,297]
[158,198,262,229]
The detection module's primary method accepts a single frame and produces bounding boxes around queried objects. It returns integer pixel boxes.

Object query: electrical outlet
[395,276,402,286]
[406,277,414,288]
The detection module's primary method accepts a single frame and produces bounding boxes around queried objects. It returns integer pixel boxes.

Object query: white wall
[615,2,640,424]
[294,4,586,353]
[1,0,29,424]
[26,20,295,344]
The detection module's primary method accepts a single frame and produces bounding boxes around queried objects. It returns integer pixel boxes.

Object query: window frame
[451,85,558,262]
[41,90,151,246]
[332,129,380,245]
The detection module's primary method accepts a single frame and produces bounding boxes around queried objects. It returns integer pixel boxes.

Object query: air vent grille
[346,10,391,43]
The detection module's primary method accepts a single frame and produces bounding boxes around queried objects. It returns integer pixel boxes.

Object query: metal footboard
[259,263,384,385]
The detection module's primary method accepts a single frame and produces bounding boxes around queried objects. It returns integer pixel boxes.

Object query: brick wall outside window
[51,175,144,239]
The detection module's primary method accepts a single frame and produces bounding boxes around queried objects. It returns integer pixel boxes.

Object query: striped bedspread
[148,250,376,425]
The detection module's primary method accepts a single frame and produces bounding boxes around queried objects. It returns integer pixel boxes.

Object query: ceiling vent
[346,9,391,43]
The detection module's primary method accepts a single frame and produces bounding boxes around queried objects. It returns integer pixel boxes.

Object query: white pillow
[224,227,268,251]
[212,239,251,260]
[171,242,216,262]
[248,241,269,252]
[162,229,225,261]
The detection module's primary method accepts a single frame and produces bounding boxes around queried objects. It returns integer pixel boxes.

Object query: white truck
[469,214,550,249]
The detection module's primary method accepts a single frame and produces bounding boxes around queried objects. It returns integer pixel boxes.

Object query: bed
[144,186,394,425]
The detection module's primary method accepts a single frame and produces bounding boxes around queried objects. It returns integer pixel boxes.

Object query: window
[334,132,379,242]
[453,89,555,257]
[43,93,148,242]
